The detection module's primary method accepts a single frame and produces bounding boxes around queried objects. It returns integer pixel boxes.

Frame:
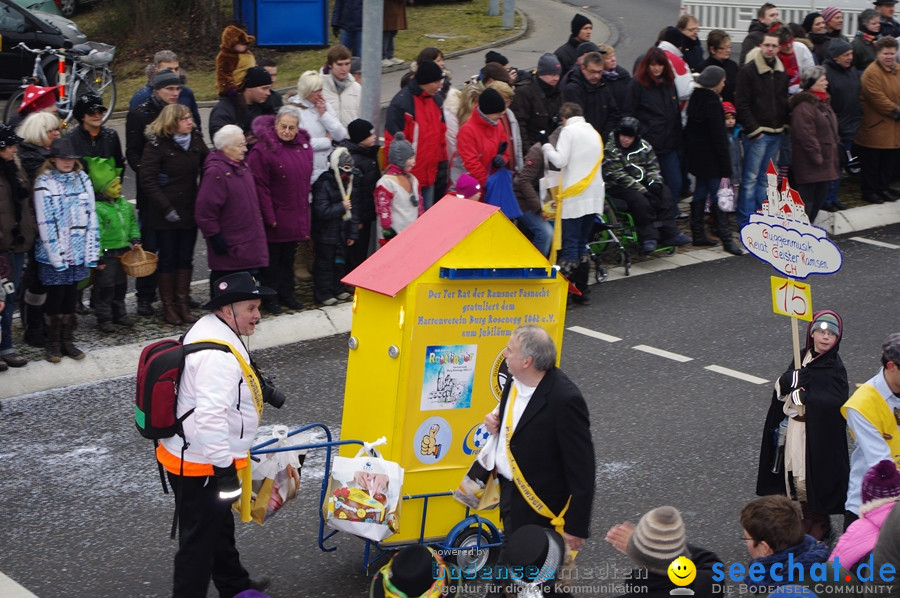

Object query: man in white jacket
[321,44,361,128]
[541,102,604,306]
[158,272,276,597]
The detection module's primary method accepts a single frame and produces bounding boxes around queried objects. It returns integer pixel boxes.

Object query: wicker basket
[120,247,158,278]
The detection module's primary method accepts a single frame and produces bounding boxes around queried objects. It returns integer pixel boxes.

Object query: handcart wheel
[449,527,499,573]
[595,263,608,283]
[615,249,627,266]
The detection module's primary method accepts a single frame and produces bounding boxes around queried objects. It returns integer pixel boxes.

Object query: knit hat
[415,60,443,85]
[350,56,362,74]
[455,174,481,198]
[0,123,23,148]
[18,84,57,114]
[329,145,355,174]
[48,137,80,159]
[347,118,374,144]
[821,7,842,24]
[478,87,506,115]
[802,12,822,35]
[370,545,460,598]
[626,506,688,575]
[810,312,840,337]
[722,101,737,116]
[243,66,273,89]
[72,93,106,122]
[882,333,900,365]
[801,65,826,90]
[829,38,852,58]
[486,50,508,65]
[388,132,415,169]
[862,460,900,504]
[697,65,726,87]
[153,68,181,90]
[505,525,565,588]
[84,156,122,196]
[571,13,592,36]
[576,41,600,57]
[537,52,562,76]
[481,62,512,85]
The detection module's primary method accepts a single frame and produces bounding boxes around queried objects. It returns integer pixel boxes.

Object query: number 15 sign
[771,276,812,322]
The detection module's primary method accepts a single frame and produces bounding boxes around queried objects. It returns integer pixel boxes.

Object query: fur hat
[454,174,481,198]
[571,13,592,36]
[415,60,443,84]
[204,272,274,310]
[478,87,506,115]
[72,93,106,122]
[821,7,842,24]
[862,460,900,504]
[18,84,57,114]
[829,38,852,58]
[347,119,374,144]
[697,65,726,87]
[153,68,181,90]
[626,506,688,575]
[388,132,415,169]
[486,50,508,65]
[243,66,272,89]
[0,123,24,148]
[537,52,562,76]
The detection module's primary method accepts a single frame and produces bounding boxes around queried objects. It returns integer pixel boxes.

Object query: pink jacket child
[374,133,423,245]
[829,460,900,571]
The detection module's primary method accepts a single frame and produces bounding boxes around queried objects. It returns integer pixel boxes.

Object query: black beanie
[485,50,508,65]
[243,66,273,89]
[348,118,374,144]
[415,60,444,84]
[478,88,506,115]
[571,14,592,36]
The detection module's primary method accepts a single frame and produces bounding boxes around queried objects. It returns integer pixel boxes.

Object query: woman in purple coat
[246,108,313,313]
[195,124,268,295]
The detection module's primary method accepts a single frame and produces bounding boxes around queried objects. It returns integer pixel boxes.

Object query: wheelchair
[586,198,677,283]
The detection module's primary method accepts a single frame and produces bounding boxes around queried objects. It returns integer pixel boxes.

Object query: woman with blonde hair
[139,103,209,325]
[288,70,347,183]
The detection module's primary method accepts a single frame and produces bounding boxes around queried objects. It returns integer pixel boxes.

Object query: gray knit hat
[537,52,562,76]
[626,506,688,575]
[388,132,415,169]
[697,65,726,88]
[829,38,852,58]
[153,68,181,90]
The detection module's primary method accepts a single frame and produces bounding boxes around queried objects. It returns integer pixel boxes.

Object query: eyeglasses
[178,116,194,122]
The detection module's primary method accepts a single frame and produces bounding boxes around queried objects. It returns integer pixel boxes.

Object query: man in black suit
[484,325,596,551]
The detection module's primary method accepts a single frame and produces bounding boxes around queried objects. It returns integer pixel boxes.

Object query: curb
[0,304,353,400]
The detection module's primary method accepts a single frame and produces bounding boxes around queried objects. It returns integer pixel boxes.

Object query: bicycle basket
[74,42,115,66]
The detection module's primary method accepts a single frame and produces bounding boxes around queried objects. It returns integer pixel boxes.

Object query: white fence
[680,1,871,43]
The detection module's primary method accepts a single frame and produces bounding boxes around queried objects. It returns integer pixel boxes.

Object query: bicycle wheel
[68,65,117,124]
[2,89,26,123]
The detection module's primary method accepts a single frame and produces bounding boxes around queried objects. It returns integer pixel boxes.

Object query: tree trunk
[188,0,224,51]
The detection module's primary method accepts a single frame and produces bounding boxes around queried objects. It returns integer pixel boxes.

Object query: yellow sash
[194,338,263,523]
[549,135,604,263]
[503,384,571,537]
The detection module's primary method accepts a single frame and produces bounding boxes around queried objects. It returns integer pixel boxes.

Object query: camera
[258,372,286,409]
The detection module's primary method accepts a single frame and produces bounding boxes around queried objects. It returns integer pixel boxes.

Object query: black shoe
[833,201,848,210]
[862,194,884,204]
[723,242,745,256]
[692,237,718,247]
[2,354,28,368]
[75,301,90,315]
[263,300,282,315]
[0,360,7,372]
[821,204,838,212]
[137,300,154,316]
[880,190,899,203]
[248,577,271,592]
[280,297,304,310]
[98,320,116,333]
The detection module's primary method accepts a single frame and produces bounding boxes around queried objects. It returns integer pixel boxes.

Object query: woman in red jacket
[456,88,513,190]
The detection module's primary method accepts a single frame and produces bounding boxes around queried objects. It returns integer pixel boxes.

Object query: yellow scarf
[550,133,604,261]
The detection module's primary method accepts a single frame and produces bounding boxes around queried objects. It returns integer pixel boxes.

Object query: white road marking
[849,237,900,250]
[632,345,693,362]
[567,326,621,343]
[705,365,769,385]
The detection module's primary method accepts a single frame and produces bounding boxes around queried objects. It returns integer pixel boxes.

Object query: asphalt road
[3,221,900,597]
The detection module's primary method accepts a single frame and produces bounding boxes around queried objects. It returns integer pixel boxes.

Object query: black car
[0,0,87,93]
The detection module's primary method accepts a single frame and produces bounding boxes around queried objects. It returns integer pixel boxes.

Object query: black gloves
[788,388,807,407]
[778,368,810,393]
[647,181,663,196]
[382,227,397,240]
[537,130,550,145]
[209,233,229,256]
[164,208,181,223]
[213,463,242,501]
[332,26,341,38]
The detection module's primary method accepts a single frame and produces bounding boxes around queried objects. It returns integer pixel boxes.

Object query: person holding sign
[756,310,849,542]
[483,325,595,554]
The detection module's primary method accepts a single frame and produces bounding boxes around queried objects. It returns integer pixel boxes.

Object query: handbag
[324,440,404,542]
[717,177,736,212]
[454,432,500,510]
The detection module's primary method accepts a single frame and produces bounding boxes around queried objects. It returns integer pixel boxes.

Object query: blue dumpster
[234,0,328,46]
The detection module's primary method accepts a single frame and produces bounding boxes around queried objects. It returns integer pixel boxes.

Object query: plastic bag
[717,177,735,212]
[540,170,561,220]
[237,425,307,525]
[484,168,524,220]
[454,432,500,510]
[324,438,404,541]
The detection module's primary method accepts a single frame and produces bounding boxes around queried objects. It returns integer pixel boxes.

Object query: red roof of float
[342,196,500,297]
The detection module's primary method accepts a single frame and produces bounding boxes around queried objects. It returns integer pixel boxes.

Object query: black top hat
[49,137,81,159]
[203,272,275,310]
[370,545,460,598]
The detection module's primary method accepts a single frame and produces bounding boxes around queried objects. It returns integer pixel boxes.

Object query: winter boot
[712,203,744,256]
[60,314,85,360]
[94,285,115,332]
[293,240,313,282]
[23,292,47,347]
[690,201,718,247]
[572,257,591,305]
[44,315,62,363]
[174,269,198,324]
[157,272,181,326]
[111,283,135,327]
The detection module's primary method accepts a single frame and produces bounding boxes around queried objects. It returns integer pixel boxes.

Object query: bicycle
[2,41,117,126]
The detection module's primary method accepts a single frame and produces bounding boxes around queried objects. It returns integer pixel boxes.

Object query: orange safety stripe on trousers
[156,444,248,476]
